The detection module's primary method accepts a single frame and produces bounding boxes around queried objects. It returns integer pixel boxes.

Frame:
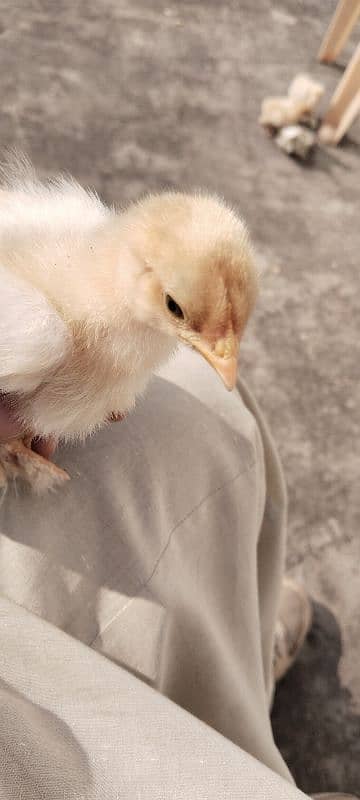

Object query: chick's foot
[0,438,69,493]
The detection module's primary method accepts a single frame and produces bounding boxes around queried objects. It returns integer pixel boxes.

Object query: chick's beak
[192,331,240,391]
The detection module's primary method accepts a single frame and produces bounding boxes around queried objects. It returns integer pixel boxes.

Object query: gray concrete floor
[1,0,359,794]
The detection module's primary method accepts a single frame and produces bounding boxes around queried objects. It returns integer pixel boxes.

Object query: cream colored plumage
[0,159,257,489]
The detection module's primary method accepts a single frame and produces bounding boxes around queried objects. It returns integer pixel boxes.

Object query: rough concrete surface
[0,0,359,794]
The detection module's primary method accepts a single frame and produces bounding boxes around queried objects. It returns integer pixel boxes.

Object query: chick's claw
[108,411,127,423]
[0,439,69,493]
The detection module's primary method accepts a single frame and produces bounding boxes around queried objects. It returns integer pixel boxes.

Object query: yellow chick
[0,159,258,455]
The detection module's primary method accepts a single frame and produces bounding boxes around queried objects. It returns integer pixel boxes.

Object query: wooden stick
[318,0,360,63]
[318,42,360,143]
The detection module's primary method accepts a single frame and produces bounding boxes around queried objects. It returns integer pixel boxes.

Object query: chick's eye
[165,294,184,320]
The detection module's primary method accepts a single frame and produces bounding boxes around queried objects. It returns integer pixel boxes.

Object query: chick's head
[121,192,258,390]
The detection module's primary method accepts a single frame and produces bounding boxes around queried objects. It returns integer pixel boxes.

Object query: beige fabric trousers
[0,348,309,798]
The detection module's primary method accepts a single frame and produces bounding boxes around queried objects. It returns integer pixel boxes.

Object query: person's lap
[0,347,300,793]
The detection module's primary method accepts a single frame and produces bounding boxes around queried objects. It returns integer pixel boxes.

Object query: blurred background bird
[0,156,258,491]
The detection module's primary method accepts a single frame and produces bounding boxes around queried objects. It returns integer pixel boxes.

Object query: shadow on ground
[272,602,360,796]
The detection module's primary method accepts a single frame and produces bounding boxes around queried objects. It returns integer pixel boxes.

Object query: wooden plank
[318,42,360,143]
[318,0,360,63]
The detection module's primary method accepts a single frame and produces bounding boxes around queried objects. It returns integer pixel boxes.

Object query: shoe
[312,794,359,799]
[273,577,312,681]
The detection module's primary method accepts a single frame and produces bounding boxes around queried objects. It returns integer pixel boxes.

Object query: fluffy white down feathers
[0,159,257,443]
